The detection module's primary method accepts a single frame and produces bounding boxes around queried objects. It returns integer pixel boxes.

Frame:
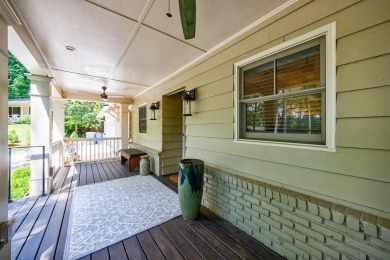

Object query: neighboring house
[96,104,121,138]
[8,98,30,123]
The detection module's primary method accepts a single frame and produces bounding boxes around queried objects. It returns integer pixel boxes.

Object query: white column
[52,99,65,171]
[120,104,130,150]
[0,16,10,259]
[28,74,53,196]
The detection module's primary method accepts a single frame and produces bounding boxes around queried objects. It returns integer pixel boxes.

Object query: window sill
[234,138,336,152]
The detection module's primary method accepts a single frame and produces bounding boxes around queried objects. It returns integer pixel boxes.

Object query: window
[235,23,335,150]
[9,106,21,116]
[139,105,147,133]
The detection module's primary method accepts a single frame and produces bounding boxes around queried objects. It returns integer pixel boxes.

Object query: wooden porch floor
[9,160,283,260]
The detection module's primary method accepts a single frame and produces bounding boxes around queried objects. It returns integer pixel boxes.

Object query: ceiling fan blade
[179,0,196,40]
[78,91,96,95]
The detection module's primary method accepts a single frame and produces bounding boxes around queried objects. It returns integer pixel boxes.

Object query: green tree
[65,100,103,136]
[8,51,30,99]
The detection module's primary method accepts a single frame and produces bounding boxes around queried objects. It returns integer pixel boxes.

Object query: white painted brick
[270,213,294,228]
[242,180,248,189]
[236,208,251,220]
[247,182,253,191]
[273,189,281,201]
[223,201,236,212]
[345,235,390,260]
[261,201,281,215]
[243,219,260,233]
[295,239,322,259]
[237,179,242,187]
[307,197,320,216]
[252,230,272,246]
[225,213,237,225]
[378,217,390,243]
[252,192,271,203]
[311,222,343,241]
[271,199,294,212]
[224,192,236,201]
[283,211,309,227]
[295,208,323,223]
[262,228,279,242]
[369,236,390,251]
[228,199,244,211]
[237,221,253,235]
[208,179,218,187]
[259,185,266,196]
[236,196,251,208]
[243,206,260,219]
[272,242,296,260]
[282,225,306,243]
[270,226,294,243]
[266,187,273,198]
[252,204,270,217]
[295,223,325,242]
[283,241,305,258]
[251,216,270,230]
[230,188,243,197]
[280,192,289,204]
[307,238,340,259]
[261,215,282,229]
[288,193,298,207]
[324,220,365,240]
[346,209,361,231]
[230,211,244,222]
[318,200,332,220]
[296,194,309,211]
[237,186,252,196]
[231,176,237,185]
[326,237,366,259]
[253,184,260,194]
[243,194,260,206]
[363,213,378,237]
[331,204,347,224]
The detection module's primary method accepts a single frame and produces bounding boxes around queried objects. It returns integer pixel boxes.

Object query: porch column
[28,74,53,196]
[120,104,130,150]
[52,99,65,171]
[0,16,10,259]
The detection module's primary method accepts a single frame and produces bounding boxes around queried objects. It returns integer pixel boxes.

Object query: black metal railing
[8,145,45,202]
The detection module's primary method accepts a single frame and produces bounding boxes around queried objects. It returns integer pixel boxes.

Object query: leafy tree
[8,51,30,99]
[65,100,103,136]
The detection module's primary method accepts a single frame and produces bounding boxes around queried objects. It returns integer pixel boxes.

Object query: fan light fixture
[101,86,108,101]
[182,89,195,116]
[149,102,160,120]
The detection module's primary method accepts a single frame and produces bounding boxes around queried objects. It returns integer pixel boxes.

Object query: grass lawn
[8,124,31,146]
[11,166,30,199]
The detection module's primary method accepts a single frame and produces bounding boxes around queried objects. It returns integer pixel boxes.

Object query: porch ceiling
[9,0,290,100]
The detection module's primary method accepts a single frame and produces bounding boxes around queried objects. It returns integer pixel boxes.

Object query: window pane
[276,45,321,94]
[139,106,147,133]
[245,93,323,136]
[243,61,274,99]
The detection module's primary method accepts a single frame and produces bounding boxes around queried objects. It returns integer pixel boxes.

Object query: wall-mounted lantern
[149,102,159,120]
[182,89,196,116]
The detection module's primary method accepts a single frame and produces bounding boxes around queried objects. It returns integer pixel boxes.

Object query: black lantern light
[149,102,159,120]
[182,89,196,116]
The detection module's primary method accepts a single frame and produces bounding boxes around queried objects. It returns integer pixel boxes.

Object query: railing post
[8,148,12,202]
[42,146,46,196]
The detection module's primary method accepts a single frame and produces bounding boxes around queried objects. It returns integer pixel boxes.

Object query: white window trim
[138,103,148,135]
[234,22,336,152]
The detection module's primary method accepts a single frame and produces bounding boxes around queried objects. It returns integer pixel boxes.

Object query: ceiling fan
[78,86,125,101]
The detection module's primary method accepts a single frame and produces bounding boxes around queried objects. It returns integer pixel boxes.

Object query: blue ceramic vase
[178,159,204,220]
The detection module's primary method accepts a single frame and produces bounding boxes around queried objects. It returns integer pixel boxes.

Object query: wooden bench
[120,148,147,172]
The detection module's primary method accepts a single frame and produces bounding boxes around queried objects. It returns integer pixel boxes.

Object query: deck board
[9,159,283,260]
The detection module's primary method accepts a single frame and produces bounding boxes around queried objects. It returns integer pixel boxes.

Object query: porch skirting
[202,165,390,260]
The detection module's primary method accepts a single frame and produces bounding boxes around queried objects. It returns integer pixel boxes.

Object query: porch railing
[63,137,121,165]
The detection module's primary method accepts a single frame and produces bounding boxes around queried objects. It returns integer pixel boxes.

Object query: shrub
[11,166,30,199]
[70,131,78,139]
[20,115,31,124]
[8,129,19,143]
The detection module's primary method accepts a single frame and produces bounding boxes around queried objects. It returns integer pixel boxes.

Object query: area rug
[64,175,181,260]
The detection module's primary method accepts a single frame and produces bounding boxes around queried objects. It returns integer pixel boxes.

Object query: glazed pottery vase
[178,159,204,220]
[139,155,150,176]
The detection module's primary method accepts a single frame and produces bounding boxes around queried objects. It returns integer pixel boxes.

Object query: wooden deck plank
[122,236,147,260]
[179,217,241,259]
[85,163,95,185]
[169,218,222,260]
[200,207,282,259]
[149,225,185,260]
[53,166,69,191]
[159,220,205,260]
[197,215,263,259]
[12,196,40,232]
[10,160,283,260]
[137,231,165,260]
[108,242,129,260]
[8,197,29,219]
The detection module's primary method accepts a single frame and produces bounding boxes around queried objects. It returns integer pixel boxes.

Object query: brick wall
[202,166,390,260]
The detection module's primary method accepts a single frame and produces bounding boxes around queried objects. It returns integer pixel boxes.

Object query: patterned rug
[64,175,181,260]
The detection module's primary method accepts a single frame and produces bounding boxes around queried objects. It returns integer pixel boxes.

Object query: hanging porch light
[182,89,196,116]
[149,102,160,120]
